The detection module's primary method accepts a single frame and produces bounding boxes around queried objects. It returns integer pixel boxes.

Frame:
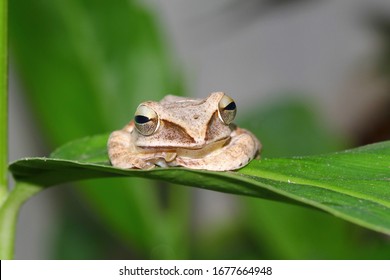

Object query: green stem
[0,0,8,203]
[0,182,42,259]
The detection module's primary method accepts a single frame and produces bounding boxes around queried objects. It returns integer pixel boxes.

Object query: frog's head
[133,92,237,150]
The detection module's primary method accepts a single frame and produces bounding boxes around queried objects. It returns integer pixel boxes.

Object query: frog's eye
[218,94,237,125]
[134,105,160,136]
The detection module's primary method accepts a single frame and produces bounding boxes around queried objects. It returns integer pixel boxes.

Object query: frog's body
[108,92,261,171]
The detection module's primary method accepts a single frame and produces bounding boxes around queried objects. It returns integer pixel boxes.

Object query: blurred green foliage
[10,0,188,259]
[10,0,390,259]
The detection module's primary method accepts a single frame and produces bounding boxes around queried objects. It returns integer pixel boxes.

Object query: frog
[107,92,261,171]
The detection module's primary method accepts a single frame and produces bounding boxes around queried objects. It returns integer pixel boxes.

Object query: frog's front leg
[108,122,152,169]
[108,122,177,169]
[173,128,261,171]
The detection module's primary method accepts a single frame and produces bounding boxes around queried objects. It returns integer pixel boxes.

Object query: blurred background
[9,0,390,259]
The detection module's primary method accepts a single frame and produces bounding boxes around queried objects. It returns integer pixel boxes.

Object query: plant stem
[0,182,42,259]
[0,0,8,203]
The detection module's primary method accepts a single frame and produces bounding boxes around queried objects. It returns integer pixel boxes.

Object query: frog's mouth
[176,137,230,158]
[139,137,231,160]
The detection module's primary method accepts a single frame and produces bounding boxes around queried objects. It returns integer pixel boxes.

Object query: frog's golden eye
[218,94,237,125]
[134,105,160,136]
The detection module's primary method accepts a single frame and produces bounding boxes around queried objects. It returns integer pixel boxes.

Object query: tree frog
[108,92,261,171]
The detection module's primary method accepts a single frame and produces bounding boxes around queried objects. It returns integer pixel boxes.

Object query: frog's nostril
[193,115,199,120]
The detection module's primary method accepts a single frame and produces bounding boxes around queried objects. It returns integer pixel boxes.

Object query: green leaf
[238,98,359,259]
[9,134,390,235]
